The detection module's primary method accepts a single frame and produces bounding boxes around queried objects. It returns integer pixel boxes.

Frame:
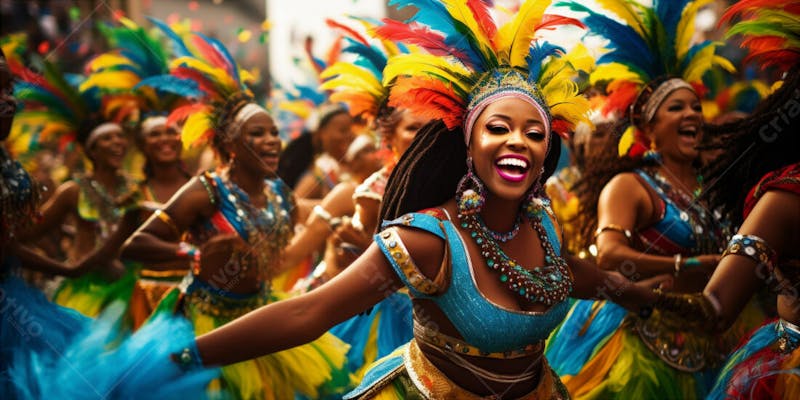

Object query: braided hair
[701,66,800,224]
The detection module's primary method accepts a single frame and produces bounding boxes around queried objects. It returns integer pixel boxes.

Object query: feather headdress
[140,18,260,149]
[557,0,736,157]
[319,17,410,124]
[8,59,115,160]
[378,0,589,141]
[720,0,800,73]
[81,16,186,125]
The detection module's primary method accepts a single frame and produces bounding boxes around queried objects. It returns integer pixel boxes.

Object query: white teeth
[496,158,528,169]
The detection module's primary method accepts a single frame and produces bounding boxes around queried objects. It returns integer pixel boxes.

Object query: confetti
[237,29,252,43]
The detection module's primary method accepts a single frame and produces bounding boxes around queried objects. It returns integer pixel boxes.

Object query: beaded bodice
[187,170,294,282]
[74,173,138,242]
[378,209,571,354]
[635,169,730,256]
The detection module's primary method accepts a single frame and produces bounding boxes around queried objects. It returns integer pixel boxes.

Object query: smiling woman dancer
[119,24,350,400]
[171,1,670,399]
[544,1,765,399]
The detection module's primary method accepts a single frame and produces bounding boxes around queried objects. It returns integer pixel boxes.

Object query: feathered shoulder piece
[319,17,409,124]
[720,0,800,72]
[81,16,181,120]
[377,0,589,140]
[140,18,257,148]
[557,0,736,156]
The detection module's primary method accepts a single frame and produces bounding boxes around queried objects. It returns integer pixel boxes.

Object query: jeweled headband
[225,102,269,140]
[85,122,122,148]
[635,78,694,126]
[463,69,552,146]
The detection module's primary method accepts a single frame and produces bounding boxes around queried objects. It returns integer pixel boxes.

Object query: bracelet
[594,224,633,243]
[673,254,682,277]
[722,234,777,270]
[177,241,202,275]
[683,257,701,269]
[312,205,341,229]
[173,345,204,371]
[155,209,182,239]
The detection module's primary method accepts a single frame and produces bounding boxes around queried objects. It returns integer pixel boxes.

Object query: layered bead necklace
[457,193,573,306]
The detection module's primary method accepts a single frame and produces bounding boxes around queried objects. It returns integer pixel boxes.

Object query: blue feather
[135,75,203,99]
[527,42,565,81]
[295,85,326,106]
[559,2,657,79]
[389,0,483,67]
[194,32,241,87]
[342,38,387,73]
[678,40,714,74]
[14,84,75,120]
[146,17,192,58]
[654,0,691,46]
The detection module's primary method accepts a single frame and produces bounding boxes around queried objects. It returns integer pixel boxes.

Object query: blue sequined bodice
[377,210,570,354]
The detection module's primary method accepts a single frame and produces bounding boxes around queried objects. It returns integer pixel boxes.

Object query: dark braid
[573,119,652,249]
[700,65,800,224]
[379,120,466,223]
[379,119,564,229]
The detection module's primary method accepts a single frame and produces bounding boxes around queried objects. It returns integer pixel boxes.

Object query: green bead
[487,259,494,267]
[500,274,508,282]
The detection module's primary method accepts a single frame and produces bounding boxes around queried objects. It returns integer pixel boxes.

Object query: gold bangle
[155,209,182,239]
[594,224,633,243]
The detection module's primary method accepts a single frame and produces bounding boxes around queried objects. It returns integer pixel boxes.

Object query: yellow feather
[382,54,472,94]
[170,57,237,95]
[702,100,719,121]
[675,0,714,59]
[441,0,496,60]
[78,70,141,92]
[181,111,213,150]
[618,125,636,157]
[278,101,313,120]
[683,44,735,83]
[562,43,595,75]
[589,63,643,86]
[320,62,383,97]
[495,0,551,68]
[594,0,647,37]
[85,53,133,73]
[117,16,139,30]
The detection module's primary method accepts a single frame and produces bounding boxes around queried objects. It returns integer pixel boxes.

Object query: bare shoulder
[600,172,649,205]
[163,176,217,219]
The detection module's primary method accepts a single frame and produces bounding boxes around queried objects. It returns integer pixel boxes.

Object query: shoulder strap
[380,211,447,239]
[538,201,563,256]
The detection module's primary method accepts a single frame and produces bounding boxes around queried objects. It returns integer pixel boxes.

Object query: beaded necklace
[457,197,572,306]
[218,170,293,282]
[78,174,138,240]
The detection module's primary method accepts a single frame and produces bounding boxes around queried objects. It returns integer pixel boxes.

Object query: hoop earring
[456,156,486,216]
[522,166,546,219]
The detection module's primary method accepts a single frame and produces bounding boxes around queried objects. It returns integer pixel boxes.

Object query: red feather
[466,0,497,46]
[603,81,639,117]
[376,19,468,59]
[550,119,571,140]
[325,35,343,72]
[325,18,370,47]
[536,14,586,31]
[190,34,231,75]
[167,102,210,127]
[741,36,799,69]
[720,0,798,26]
[173,67,221,99]
[389,76,464,130]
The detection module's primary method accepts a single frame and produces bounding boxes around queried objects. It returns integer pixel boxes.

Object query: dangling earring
[522,166,546,219]
[456,156,486,216]
[643,141,662,164]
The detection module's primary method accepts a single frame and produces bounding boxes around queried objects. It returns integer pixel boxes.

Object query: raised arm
[195,225,445,366]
